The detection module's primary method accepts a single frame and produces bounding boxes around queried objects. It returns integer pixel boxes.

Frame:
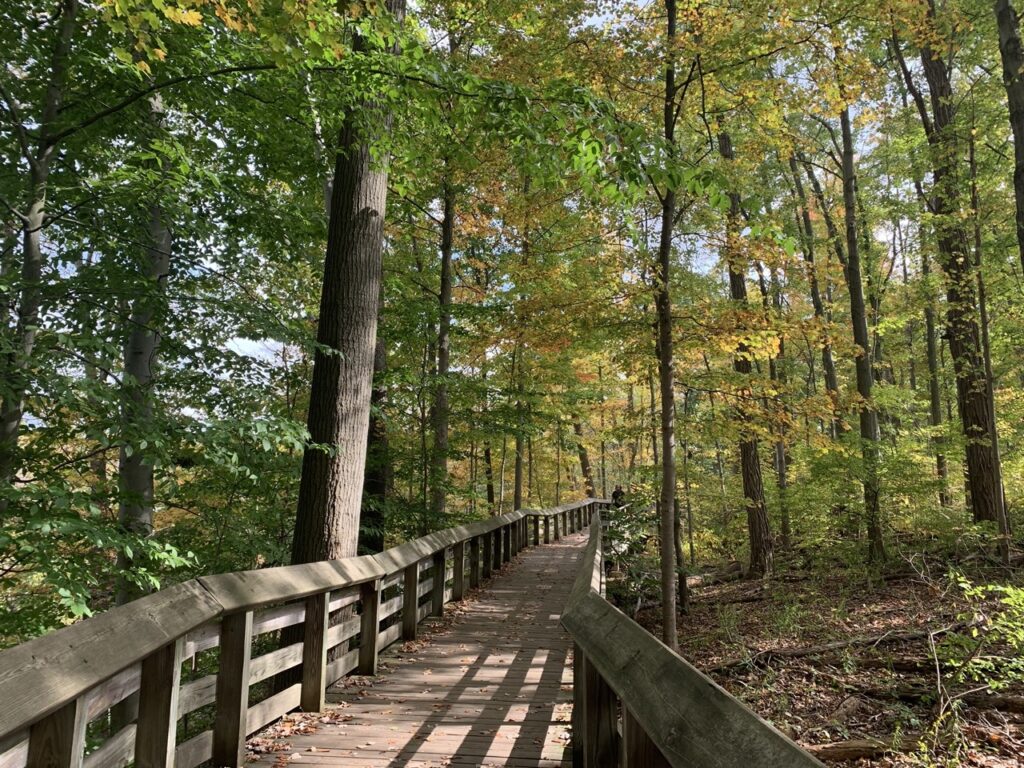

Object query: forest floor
[634,550,1024,767]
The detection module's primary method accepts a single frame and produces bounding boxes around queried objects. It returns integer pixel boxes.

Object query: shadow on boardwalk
[248,533,586,768]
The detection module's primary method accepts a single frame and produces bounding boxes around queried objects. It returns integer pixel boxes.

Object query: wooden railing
[564,507,826,768]
[0,499,600,768]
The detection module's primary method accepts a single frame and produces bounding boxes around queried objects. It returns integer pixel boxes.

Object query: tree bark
[361,335,389,554]
[995,0,1024,274]
[840,107,885,563]
[428,177,454,526]
[0,0,78,497]
[290,0,407,564]
[573,420,595,497]
[719,132,773,579]
[910,23,1005,525]
[789,156,841,438]
[656,0,679,648]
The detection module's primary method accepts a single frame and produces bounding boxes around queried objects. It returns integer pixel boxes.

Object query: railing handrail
[562,509,826,768]
[0,498,599,751]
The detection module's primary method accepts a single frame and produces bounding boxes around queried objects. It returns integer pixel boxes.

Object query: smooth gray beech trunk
[291,0,407,564]
[428,179,454,524]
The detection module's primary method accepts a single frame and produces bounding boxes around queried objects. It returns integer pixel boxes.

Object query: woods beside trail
[3,0,1024,764]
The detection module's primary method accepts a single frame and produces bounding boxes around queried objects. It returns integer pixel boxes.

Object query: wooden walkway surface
[247,532,587,767]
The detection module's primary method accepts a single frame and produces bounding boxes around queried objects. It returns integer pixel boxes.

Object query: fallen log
[708,623,967,674]
[803,733,921,762]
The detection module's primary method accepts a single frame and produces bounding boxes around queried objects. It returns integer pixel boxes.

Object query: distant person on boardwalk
[611,484,626,507]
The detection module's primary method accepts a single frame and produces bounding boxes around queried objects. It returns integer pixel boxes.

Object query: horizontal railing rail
[0,498,602,768]
[563,507,826,768]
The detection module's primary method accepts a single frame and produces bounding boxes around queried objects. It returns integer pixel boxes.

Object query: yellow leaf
[152,48,166,61]
[136,59,152,75]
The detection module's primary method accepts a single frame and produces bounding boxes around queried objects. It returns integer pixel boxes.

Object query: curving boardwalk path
[247,532,587,767]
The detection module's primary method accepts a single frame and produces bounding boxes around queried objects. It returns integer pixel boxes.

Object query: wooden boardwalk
[247,532,587,768]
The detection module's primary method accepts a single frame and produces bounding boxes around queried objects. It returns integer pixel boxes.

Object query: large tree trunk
[0,0,78,498]
[655,0,680,650]
[484,440,496,513]
[573,420,595,497]
[428,178,454,526]
[905,22,1006,526]
[290,0,406,564]
[995,0,1024,274]
[361,336,389,554]
[840,107,885,563]
[719,132,773,579]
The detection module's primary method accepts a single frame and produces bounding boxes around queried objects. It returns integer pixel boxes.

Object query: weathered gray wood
[533,515,540,545]
[0,732,28,768]
[324,648,359,686]
[135,637,184,767]
[430,550,446,617]
[482,531,493,578]
[173,729,211,768]
[200,557,384,614]
[177,672,216,718]
[544,515,551,544]
[0,581,222,739]
[212,611,253,768]
[578,648,618,767]
[358,580,381,675]
[554,512,561,540]
[245,684,300,734]
[82,723,134,768]
[452,541,466,600]
[401,563,419,641]
[469,536,481,588]
[492,528,502,570]
[249,643,302,686]
[622,707,669,768]
[510,519,519,555]
[84,663,140,721]
[301,592,330,712]
[26,697,86,768]
[502,525,511,563]
[251,601,305,637]
[562,592,824,767]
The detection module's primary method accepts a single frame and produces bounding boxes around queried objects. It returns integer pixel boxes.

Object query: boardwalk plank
[247,534,585,768]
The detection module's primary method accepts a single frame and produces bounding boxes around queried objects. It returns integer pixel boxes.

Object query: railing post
[511,519,519,555]
[212,610,253,768]
[502,525,511,563]
[358,579,382,675]
[532,515,540,545]
[622,706,670,767]
[492,528,502,571]
[431,550,446,616]
[135,637,184,767]
[483,531,493,578]
[554,512,561,541]
[453,540,466,600]
[26,695,87,768]
[573,645,619,768]
[300,592,330,712]
[402,562,419,640]
[470,535,481,588]
[544,515,550,544]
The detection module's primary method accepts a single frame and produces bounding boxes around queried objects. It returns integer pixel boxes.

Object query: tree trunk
[913,27,1004,525]
[719,132,773,579]
[840,107,885,563]
[573,420,595,496]
[995,0,1024,274]
[654,0,680,650]
[428,178,454,526]
[290,0,407,564]
[789,156,841,438]
[0,0,78,497]
[923,250,951,507]
[361,336,389,554]
[484,440,496,514]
